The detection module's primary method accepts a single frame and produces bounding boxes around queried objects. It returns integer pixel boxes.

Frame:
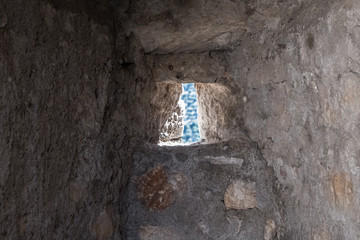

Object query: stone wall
[0,0,179,239]
[196,83,244,143]
[3,0,360,239]
[125,139,282,239]
[227,1,360,238]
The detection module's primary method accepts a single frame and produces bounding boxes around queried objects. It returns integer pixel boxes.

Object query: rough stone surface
[313,230,330,240]
[124,0,248,53]
[331,172,354,209]
[0,5,7,28]
[91,208,114,240]
[152,52,227,83]
[224,180,257,210]
[139,226,180,240]
[134,165,174,211]
[4,0,360,239]
[151,82,183,140]
[159,102,184,142]
[0,2,117,238]
[224,1,360,238]
[68,180,88,204]
[264,219,276,240]
[168,172,188,198]
[204,156,244,166]
[196,83,245,142]
[125,139,282,239]
[124,0,315,54]
[0,0,179,239]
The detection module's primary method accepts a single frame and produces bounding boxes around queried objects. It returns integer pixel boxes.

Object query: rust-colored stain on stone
[331,172,353,208]
[134,165,174,211]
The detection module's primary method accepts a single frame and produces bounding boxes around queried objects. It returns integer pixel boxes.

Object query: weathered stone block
[264,219,276,240]
[224,180,257,210]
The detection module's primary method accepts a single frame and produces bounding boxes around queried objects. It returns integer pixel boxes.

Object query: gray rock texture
[131,0,360,238]
[196,83,244,142]
[139,226,181,240]
[152,52,227,83]
[224,180,257,210]
[123,0,319,54]
[0,0,177,239]
[225,1,360,238]
[0,1,117,238]
[125,139,282,240]
[3,0,360,239]
[124,0,248,54]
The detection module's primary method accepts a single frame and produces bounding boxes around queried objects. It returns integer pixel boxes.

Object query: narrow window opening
[181,83,201,143]
[158,82,235,145]
[159,83,201,145]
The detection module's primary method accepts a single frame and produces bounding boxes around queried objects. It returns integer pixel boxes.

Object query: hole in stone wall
[181,83,201,143]
[159,83,202,145]
[158,82,240,145]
